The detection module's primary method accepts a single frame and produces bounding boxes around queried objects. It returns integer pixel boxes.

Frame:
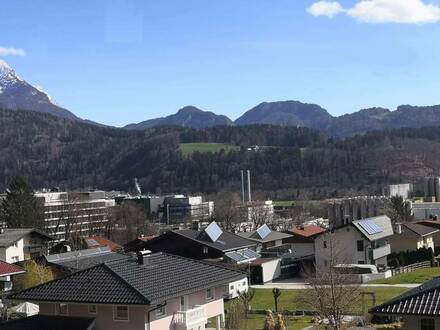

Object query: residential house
[0,228,53,263]
[7,251,245,330]
[0,260,25,291]
[370,277,440,329]
[237,224,292,253]
[127,222,256,263]
[283,225,326,258]
[417,219,440,254]
[390,223,438,253]
[82,236,122,252]
[123,235,157,253]
[314,216,394,270]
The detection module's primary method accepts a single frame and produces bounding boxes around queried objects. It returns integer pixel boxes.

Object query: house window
[421,318,435,330]
[113,306,129,321]
[11,256,19,263]
[58,303,68,315]
[156,305,166,317]
[358,260,365,264]
[203,246,208,254]
[88,304,97,314]
[323,241,327,249]
[357,240,364,252]
[206,287,214,301]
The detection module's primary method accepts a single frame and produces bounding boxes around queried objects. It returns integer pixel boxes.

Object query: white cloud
[307,0,440,24]
[307,1,345,18]
[0,46,26,57]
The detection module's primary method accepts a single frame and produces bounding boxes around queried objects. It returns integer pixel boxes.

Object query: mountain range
[125,101,440,138]
[2,59,440,137]
[0,60,78,121]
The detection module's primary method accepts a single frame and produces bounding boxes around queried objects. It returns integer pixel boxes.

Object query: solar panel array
[357,219,383,235]
[225,248,260,263]
[204,221,223,242]
[256,224,271,239]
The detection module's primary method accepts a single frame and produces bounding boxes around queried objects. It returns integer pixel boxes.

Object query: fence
[391,260,431,276]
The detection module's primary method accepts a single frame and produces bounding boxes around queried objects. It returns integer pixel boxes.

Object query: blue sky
[1,0,440,126]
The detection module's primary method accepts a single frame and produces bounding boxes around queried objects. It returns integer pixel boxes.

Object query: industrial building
[385,183,413,200]
[35,191,115,244]
[327,196,388,229]
[116,194,214,224]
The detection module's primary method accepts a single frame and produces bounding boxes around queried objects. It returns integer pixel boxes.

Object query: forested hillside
[2,109,440,199]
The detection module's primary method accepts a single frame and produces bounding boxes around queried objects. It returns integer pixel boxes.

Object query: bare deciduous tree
[300,232,361,329]
[211,192,242,232]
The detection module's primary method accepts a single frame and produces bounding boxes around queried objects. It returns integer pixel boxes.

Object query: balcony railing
[370,244,391,260]
[173,306,206,326]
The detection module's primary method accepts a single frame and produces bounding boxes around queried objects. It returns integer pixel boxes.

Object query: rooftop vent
[136,250,152,264]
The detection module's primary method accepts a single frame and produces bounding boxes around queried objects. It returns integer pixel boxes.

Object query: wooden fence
[391,260,431,276]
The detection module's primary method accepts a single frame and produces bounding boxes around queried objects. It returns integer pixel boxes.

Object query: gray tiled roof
[174,229,256,252]
[403,223,439,237]
[370,278,440,316]
[10,252,245,305]
[0,228,53,247]
[352,216,394,241]
[238,230,292,243]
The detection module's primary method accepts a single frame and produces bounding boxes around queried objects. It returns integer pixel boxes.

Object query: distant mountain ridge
[3,60,440,137]
[124,106,233,129]
[127,101,440,137]
[0,59,78,120]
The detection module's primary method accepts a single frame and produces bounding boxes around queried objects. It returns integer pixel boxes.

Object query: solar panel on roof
[256,224,271,239]
[358,219,383,235]
[225,248,260,263]
[86,238,99,246]
[204,221,223,243]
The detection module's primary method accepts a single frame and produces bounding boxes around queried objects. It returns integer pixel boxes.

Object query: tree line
[2,109,440,200]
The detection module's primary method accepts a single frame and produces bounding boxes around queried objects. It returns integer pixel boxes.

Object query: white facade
[36,191,112,243]
[387,184,413,199]
[224,277,248,299]
[314,226,390,270]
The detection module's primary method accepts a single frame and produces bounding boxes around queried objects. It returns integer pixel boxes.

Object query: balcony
[24,245,44,254]
[173,306,206,328]
[370,244,391,260]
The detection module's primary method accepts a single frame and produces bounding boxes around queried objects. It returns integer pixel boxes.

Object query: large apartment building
[36,191,115,243]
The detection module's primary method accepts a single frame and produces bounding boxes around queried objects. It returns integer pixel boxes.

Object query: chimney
[136,250,152,264]
[247,170,252,203]
[192,220,200,230]
[241,170,245,204]
[394,223,402,235]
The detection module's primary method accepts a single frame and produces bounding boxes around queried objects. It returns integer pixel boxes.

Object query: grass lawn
[273,200,295,207]
[207,315,315,330]
[369,267,440,285]
[179,143,240,157]
[247,287,408,315]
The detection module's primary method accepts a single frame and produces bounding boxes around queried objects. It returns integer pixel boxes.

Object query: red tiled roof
[0,260,25,276]
[84,236,122,252]
[288,225,325,238]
